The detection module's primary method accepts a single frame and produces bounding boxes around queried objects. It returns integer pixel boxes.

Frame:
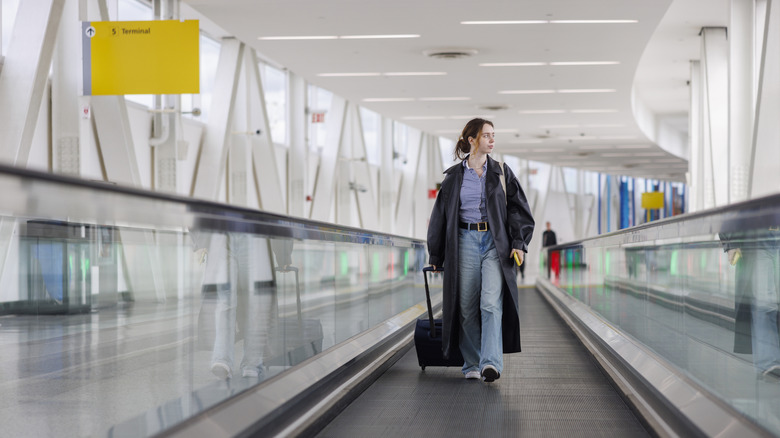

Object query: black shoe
[481,365,500,383]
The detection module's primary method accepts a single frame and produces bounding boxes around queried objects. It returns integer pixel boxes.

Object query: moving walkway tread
[315,287,650,437]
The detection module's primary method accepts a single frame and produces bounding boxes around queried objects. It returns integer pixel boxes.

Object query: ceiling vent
[423,48,478,60]
[478,104,510,111]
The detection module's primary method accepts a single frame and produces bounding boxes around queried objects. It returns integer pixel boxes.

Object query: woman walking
[427,118,534,382]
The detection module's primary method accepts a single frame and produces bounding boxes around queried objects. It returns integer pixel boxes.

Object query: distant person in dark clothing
[542,222,557,246]
[542,222,560,278]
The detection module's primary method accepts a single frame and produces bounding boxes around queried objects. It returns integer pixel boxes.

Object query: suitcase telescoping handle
[422,266,443,338]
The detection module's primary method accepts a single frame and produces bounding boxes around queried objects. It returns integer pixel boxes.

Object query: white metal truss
[346,104,378,230]
[246,50,284,213]
[378,117,395,234]
[0,0,65,166]
[309,95,347,222]
[394,128,423,237]
[191,38,243,201]
[287,72,307,218]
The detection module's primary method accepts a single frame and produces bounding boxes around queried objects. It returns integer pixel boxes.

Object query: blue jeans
[458,228,503,374]
[747,248,780,371]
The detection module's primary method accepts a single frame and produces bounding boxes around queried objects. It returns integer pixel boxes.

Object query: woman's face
[469,123,495,154]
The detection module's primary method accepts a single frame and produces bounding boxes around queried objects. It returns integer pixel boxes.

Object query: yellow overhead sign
[82,20,199,95]
[641,192,664,210]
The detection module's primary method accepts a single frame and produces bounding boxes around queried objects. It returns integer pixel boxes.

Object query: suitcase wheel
[421,366,426,371]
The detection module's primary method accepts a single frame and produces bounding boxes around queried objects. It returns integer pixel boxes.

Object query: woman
[427,118,534,382]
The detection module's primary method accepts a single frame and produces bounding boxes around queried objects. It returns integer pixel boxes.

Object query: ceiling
[183,0,729,182]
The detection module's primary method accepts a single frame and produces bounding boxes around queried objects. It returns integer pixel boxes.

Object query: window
[181,33,219,121]
[360,108,380,165]
[261,64,288,145]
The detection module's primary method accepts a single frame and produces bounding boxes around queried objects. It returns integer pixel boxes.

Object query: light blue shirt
[459,158,487,223]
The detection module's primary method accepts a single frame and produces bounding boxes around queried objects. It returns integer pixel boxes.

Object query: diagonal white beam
[0,0,65,166]
[192,38,244,200]
[309,96,347,221]
[246,50,284,213]
[395,129,422,236]
[349,104,378,230]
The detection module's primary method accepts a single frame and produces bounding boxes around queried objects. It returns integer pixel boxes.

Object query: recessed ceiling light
[401,116,446,120]
[384,72,447,76]
[616,145,650,149]
[599,135,636,140]
[507,139,543,144]
[461,20,637,25]
[480,62,547,67]
[259,35,338,40]
[419,97,471,101]
[549,20,638,24]
[449,115,493,120]
[558,89,617,93]
[571,109,618,113]
[634,152,665,156]
[579,145,612,150]
[549,61,620,66]
[461,20,547,25]
[318,72,381,77]
[260,34,419,40]
[520,110,566,114]
[584,124,625,128]
[363,97,415,102]
[340,34,420,39]
[559,136,597,140]
[499,90,556,94]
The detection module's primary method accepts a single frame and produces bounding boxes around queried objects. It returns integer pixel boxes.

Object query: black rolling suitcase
[415,267,463,370]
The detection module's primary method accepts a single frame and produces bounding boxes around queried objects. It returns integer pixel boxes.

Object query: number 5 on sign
[82,20,199,96]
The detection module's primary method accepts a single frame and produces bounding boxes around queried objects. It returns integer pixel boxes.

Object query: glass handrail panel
[0,166,426,437]
[542,195,780,435]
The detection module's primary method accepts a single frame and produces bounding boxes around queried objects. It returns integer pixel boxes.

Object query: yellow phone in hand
[513,252,522,266]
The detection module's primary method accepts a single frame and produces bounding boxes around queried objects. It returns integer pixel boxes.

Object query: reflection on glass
[542,200,780,435]
[1,172,427,437]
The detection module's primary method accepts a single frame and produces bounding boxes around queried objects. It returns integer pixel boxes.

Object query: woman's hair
[454,118,493,160]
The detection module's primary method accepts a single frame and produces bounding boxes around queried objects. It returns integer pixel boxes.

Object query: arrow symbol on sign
[85,26,96,38]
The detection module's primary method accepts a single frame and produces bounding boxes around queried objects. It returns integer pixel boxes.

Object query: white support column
[378,117,395,234]
[309,95,347,221]
[395,128,422,237]
[192,38,243,201]
[749,0,780,197]
[730,0,755,203]
[246,50,284,213]
[288,72,307,217]
[52,0,82,177]
[689,60,703,212]
[700,27,729,207]
[0,0,65,166]
[349,104,378,230]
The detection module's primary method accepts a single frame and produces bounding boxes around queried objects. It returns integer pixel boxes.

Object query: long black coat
[427,155,535,359]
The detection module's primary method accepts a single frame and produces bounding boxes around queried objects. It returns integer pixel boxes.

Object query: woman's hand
[510,249,524,266]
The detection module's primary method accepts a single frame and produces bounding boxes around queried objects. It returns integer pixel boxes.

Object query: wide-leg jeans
[458,228,503,374]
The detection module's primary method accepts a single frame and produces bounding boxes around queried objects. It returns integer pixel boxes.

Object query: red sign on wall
[311,112,325,123]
